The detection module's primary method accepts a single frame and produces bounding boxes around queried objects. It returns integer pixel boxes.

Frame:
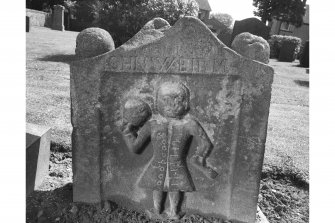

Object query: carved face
[156,82,189,118]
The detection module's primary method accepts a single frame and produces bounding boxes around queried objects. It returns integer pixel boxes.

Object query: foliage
[268,35,301,59]
[73,0,199,47]
[209,13,234,30]
[253,0,306,27]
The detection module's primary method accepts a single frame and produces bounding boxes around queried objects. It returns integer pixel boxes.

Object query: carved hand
[122,122,134,134]
[190,155,218,180]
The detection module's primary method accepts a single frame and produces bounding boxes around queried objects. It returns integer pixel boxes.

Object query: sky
[207,0,258,20]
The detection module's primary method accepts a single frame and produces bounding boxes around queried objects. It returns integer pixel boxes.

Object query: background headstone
[26,123,51,195]
[230,18,270,47]
[299,40,309,67]
[75,27,115,59]
[231,32,270,64]
[71,17,274,223]
[278,40,297,62]
[52,5,65,31]
[26,16,30,32]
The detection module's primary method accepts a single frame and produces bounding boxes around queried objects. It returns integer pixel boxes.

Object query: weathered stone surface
[142,17,171,31]
[75,27,115,59]
[52,5,64,31]
[26,123,51,195]
[71,16,274,223]
[230,18,270,46]
[231,32,270,64]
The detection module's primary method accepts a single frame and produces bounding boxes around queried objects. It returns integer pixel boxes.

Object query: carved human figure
[122,81,217,219]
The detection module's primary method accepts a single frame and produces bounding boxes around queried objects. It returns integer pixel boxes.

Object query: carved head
[156,81,190,119]
[123,98,152,127]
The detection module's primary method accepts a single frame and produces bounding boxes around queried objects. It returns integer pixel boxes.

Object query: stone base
[26,123,51,195]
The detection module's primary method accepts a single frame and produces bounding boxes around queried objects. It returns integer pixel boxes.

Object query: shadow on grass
[294,80,309,88]
[38,54,78,64]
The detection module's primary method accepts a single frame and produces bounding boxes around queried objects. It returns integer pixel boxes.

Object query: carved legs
[152,190,182,219]
[167,191,181,219]
[153,190,164,214]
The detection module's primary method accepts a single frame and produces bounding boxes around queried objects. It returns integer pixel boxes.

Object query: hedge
[268,35,302,59]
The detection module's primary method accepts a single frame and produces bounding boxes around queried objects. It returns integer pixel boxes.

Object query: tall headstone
[52,5,65,31]
[230,18,270,47]
[70,17,274,223]
[26,123,51,195]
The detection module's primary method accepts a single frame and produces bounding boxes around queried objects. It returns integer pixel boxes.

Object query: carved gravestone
[70,17,274,223]
[230,18,270,47]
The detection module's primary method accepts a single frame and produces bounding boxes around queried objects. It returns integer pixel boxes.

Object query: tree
[253,0,307,27]
[73,0,199,46]
[209,13,234,30]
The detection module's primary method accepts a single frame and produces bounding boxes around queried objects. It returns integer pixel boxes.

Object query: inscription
[106,56,228,74]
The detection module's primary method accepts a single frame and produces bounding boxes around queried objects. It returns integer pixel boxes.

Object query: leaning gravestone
[70,17,273,223]
[230,18,270,47]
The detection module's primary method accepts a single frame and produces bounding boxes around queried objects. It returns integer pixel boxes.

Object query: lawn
[26,26,309,223]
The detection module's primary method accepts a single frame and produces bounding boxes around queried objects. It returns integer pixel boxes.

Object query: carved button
[157,181,162,185]
[158,174,164,179]
[162,146,167,151]
[160,167,165,171]
[162,153,166,157]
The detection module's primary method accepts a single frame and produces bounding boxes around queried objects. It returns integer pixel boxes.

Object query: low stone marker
[230,18,270,47]
[52,5,65,31]
[71,17,274,223]
[26,123,51,195]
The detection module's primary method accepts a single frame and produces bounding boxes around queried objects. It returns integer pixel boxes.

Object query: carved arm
[122,122,151,154]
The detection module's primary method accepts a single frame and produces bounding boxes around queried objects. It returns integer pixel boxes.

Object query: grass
[26,26,309,222]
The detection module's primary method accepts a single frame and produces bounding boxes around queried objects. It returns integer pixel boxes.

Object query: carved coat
[123,114,212,192]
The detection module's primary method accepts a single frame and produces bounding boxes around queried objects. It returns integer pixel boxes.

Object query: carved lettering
[106,56,228,74]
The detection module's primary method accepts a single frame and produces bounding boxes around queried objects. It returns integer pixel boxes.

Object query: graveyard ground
[26,27,309,223]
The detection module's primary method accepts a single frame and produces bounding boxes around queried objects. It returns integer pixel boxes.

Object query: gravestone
[70,17,274,223]
[230,18,270,47]
[26,16,30,32]
[26,123,51,195]
[52,5,65,31]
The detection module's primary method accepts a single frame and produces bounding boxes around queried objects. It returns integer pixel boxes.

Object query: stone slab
[71,16,274,223]
[26,123,51,195]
